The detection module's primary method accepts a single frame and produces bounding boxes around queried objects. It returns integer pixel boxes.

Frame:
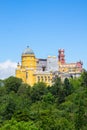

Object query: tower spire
[27,45,29,48]
[58,49,65,64]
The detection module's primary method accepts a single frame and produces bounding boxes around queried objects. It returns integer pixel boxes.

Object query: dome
[22,46,34,55]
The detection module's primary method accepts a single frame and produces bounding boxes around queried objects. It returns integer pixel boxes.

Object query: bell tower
[58,49,65,64]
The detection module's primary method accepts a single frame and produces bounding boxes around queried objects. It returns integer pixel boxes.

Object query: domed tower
[22,46,36,69]
[16,46,37,86]
[58,49,65,64]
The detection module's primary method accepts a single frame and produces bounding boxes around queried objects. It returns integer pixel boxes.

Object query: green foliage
[55,117,74,130]
[75,99,85,130]
[4,76,22,93]
[42,92,55,104]
[50,77,63,98]
[64,78,73,96]
[70,77,80,90]
[0,86,6,96]
[0,119,38,130]
[59,101,74,113]
[2,98,16,120]
[81,70,87,87]
[0,75,87,129]
[17,83,31,97]
[30,82,47,102]
[57,89,65,104]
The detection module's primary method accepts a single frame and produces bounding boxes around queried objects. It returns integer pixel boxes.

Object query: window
[45,76,47,81]
[41,76,44,82]
[42,66,46,71]
[38,76,40,82]
[26,72,28,79]
[48,76,50,82]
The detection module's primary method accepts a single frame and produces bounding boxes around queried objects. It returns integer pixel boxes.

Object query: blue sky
[0,0,87,78]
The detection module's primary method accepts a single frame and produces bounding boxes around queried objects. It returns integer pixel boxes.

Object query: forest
[0,71,87,130]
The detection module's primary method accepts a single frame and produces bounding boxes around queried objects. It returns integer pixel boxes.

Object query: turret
[21,46,36,68]
[58,49,65,64]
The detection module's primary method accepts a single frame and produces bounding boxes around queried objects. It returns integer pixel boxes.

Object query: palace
[16,47,83,86]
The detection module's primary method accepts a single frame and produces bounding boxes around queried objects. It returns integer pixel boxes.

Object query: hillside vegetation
[0,71,87,130]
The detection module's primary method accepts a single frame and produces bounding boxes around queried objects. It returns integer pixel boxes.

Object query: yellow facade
[16,47,53,86]
[58,63,82,74]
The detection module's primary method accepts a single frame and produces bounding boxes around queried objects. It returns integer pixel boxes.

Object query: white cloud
[0,60,17,79]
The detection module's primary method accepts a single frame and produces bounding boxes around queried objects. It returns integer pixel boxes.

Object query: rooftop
[22,46,34,55]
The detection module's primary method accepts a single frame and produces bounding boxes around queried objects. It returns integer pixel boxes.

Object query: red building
[58,49,83,78]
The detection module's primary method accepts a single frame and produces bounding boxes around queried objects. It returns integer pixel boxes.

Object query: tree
[57,89,65,104]
[64,78,73,96]
[81,70,87,87]
[17,83,31,97]
[75,99,85,130]
[42,92,55,104]
[0,119,38,130]
[50,77,63,98]
[2,99,16,120]
[30,82,47,102]
[4,76,22,93]
[55,117,74,130]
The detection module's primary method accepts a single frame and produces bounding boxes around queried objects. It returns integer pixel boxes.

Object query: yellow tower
[16,46,37,86]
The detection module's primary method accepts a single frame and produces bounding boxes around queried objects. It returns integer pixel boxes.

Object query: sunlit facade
[16,47,83,86]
